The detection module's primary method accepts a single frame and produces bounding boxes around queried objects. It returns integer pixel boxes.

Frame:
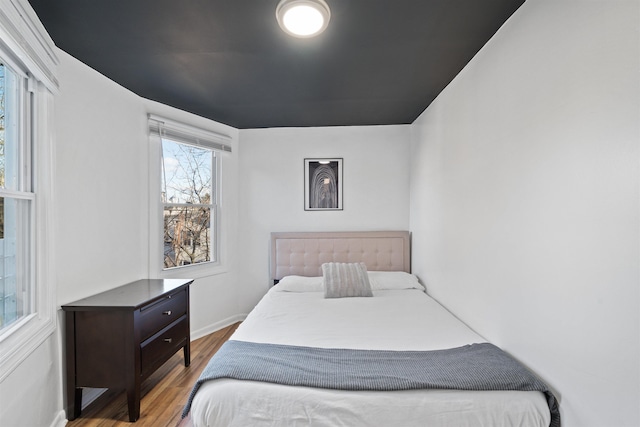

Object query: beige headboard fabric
[270,231,410,281]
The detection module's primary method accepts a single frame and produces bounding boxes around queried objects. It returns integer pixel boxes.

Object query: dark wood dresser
[62,278,193,422]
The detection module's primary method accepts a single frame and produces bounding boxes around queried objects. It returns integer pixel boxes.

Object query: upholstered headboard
[270,231,410,281]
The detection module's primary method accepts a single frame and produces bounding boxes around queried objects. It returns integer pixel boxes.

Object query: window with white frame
[149,115,230,272]
[0,0,57,381]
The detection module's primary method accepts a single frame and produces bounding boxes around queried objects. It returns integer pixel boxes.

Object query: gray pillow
[322,262,373,298]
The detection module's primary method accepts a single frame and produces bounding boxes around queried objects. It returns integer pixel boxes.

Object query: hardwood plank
[66,322,240,427]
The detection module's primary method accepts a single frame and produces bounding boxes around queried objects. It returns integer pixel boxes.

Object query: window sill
[0,313,56,382]
[159,262,228,280]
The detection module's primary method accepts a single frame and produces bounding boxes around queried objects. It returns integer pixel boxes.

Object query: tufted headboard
[270,231,410,282]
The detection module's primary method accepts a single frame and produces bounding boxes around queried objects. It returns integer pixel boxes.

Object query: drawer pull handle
[164,338,173,343]
[162,310,172,316]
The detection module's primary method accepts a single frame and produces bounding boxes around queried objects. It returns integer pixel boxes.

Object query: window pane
[162,139,212,205]
[163,205,212,269]
[0,63,19,191]
[0,197,30,331]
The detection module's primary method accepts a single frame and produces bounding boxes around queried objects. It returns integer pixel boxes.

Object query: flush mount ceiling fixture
[276,0,331,38]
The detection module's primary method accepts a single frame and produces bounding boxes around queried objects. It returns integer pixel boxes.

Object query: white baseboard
[48,386,106,427]
[190,314,247,341]
[49,410,67,427]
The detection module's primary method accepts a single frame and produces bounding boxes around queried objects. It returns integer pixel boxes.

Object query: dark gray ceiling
[27,0,524,129]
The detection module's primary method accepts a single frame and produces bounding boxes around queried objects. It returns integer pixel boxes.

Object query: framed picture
[304,158,343,211]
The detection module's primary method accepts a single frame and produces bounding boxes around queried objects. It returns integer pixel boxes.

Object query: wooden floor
[66,322,239,427]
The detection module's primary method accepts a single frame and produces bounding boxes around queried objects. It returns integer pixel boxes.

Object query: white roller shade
[148,114,232,153]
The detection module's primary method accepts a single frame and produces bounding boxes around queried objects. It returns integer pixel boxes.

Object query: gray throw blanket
[183,340,560,427]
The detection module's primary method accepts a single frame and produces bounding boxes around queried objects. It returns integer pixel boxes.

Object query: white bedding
[190,279,551,427]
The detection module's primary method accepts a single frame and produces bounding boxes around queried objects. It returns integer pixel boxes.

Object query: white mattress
[190,284,551,427]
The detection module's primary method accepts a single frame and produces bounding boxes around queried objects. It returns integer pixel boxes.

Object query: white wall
[237,126,411,311]
[409,1,639,426]
[55,51,148,305]
[0,334,64,427]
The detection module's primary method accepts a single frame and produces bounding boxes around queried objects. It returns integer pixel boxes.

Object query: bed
[183,231,559,427]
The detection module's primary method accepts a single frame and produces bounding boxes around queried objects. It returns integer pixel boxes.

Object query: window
[162,139,217,269]
[0,0,58,381]
[148,115,231,274]
[0,60,34,334]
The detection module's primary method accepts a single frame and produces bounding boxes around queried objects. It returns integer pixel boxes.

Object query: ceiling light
[276,0,331,38]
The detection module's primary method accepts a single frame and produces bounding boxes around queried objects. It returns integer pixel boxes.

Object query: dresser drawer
[140,316,188,376]
[139,289,187,340]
